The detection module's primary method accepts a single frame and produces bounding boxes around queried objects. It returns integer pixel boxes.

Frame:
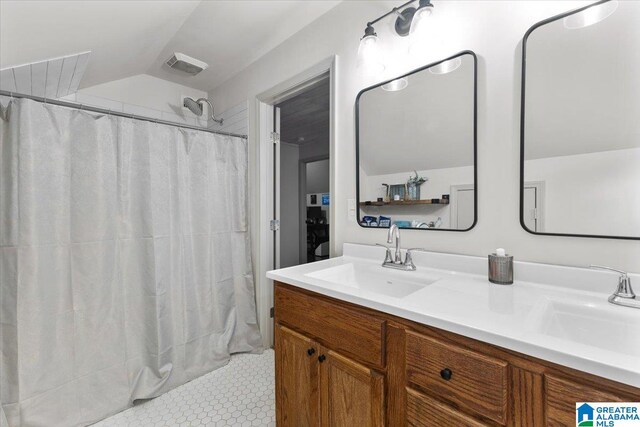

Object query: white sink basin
[529,300,640,358]
[305,262,440,298]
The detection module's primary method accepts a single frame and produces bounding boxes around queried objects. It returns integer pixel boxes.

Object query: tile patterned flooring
[94,350,275,427]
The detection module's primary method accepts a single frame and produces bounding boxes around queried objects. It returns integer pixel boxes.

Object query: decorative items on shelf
[406,170,428,200]
[382,183,390,202]
[380,171,428,203]
[360,196,449,207]
[389,183,405,200]
[360,216,442,229]
[378,216,392,227]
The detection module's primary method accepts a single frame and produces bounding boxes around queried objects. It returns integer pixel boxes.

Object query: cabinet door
[275,325,320,427]
[319,348,384,427]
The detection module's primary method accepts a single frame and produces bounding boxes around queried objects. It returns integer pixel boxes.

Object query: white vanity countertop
[267,243,640,388]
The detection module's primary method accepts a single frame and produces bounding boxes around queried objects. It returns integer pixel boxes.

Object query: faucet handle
[590,264,628,276]
[407,248,428,254]
[403,248,427,270]
[376,243,393,264]
[590,265,635,299]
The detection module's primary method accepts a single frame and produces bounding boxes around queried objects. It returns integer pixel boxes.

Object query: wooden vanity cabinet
[274,282,640,426]
[320,348,385,427]
[275,325,319,426]
[275,324,384,427]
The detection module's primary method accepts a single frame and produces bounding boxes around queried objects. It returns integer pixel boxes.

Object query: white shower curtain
[0,99,262,427]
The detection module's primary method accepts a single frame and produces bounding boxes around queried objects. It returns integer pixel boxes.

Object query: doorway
[275,76,331,269]
[253,56,336,348]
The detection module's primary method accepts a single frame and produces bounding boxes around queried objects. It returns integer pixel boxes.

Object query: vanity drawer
[407,388,488,427]
[275,283,386,368]
[546,375,626,426]
[406,331,508,425]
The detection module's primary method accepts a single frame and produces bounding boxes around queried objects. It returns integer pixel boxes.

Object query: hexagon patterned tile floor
[93,349,275,427]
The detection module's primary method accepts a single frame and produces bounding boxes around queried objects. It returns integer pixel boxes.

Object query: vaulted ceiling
[0,0,340,92]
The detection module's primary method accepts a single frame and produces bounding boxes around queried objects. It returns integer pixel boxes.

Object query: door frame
[254,55,337,348]
[449,184,475,229]
[523,181,545,233]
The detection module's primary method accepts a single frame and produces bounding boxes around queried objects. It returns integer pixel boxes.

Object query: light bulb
[357,28,385,75]
[564,1,618,29]
[382,78,408,91]
[429,57,462,75]
[410,4,433,35]
[408,1,434,57]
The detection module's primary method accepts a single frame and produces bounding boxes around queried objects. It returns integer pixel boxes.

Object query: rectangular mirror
[356,51,477,230]
[521,0,640,239]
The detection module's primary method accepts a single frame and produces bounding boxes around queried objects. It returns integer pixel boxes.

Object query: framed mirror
[355,51,477,231]
[521,0,640,240]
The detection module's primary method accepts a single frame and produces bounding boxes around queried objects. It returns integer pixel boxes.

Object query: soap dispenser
[488,248,513,285]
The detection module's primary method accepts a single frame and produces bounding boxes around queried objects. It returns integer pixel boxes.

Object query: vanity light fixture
[382,77,408,91]
[563,0,618,29]
[357,0,435,71]
[410,0,434,34]
[357,24,385,74]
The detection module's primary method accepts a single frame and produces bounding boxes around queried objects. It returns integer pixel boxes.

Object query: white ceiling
[277,77,330,147]
[524,0,640,160]
[359,54,475,176]
[0,0,341,92]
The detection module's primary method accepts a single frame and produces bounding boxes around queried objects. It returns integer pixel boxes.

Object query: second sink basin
[305,262,440,298]
[528,299,640,358]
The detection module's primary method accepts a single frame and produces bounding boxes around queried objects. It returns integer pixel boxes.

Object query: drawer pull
[307,348,316,356]
[440,368,453,381]
[318,354,326,363]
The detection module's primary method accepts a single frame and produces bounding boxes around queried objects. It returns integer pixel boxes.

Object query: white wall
[209,101,248,136]
[64,73,248,133]
[525,148,640,236]
[2,73,209,126]
[209,0,640,275]
[66,73,208,124]
[307,159,330,194]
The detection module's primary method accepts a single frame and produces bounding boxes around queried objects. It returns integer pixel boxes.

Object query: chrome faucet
[387,224,402,264]
[376,225,424,271]
[590,265,639,309]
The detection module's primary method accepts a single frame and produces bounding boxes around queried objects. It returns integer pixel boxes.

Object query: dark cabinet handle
[318,354,326,363]
[307,348,316,356]
[440,368,453,381]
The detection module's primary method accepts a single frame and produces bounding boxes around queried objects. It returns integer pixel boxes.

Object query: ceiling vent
[165,52,208,75]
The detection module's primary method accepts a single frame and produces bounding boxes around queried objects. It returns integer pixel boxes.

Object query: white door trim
[449,184,475,229]
[253,55,337,348]
[273,106,281,271]
[524,181,546,232]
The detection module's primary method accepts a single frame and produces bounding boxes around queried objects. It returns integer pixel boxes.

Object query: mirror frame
[518,0,638,240]
[355,50,478,231]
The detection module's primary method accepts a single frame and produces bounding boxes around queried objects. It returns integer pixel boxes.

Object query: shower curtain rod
[0,90,247,139]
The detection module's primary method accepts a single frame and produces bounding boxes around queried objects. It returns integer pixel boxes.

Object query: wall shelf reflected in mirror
[359,200,449,207]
